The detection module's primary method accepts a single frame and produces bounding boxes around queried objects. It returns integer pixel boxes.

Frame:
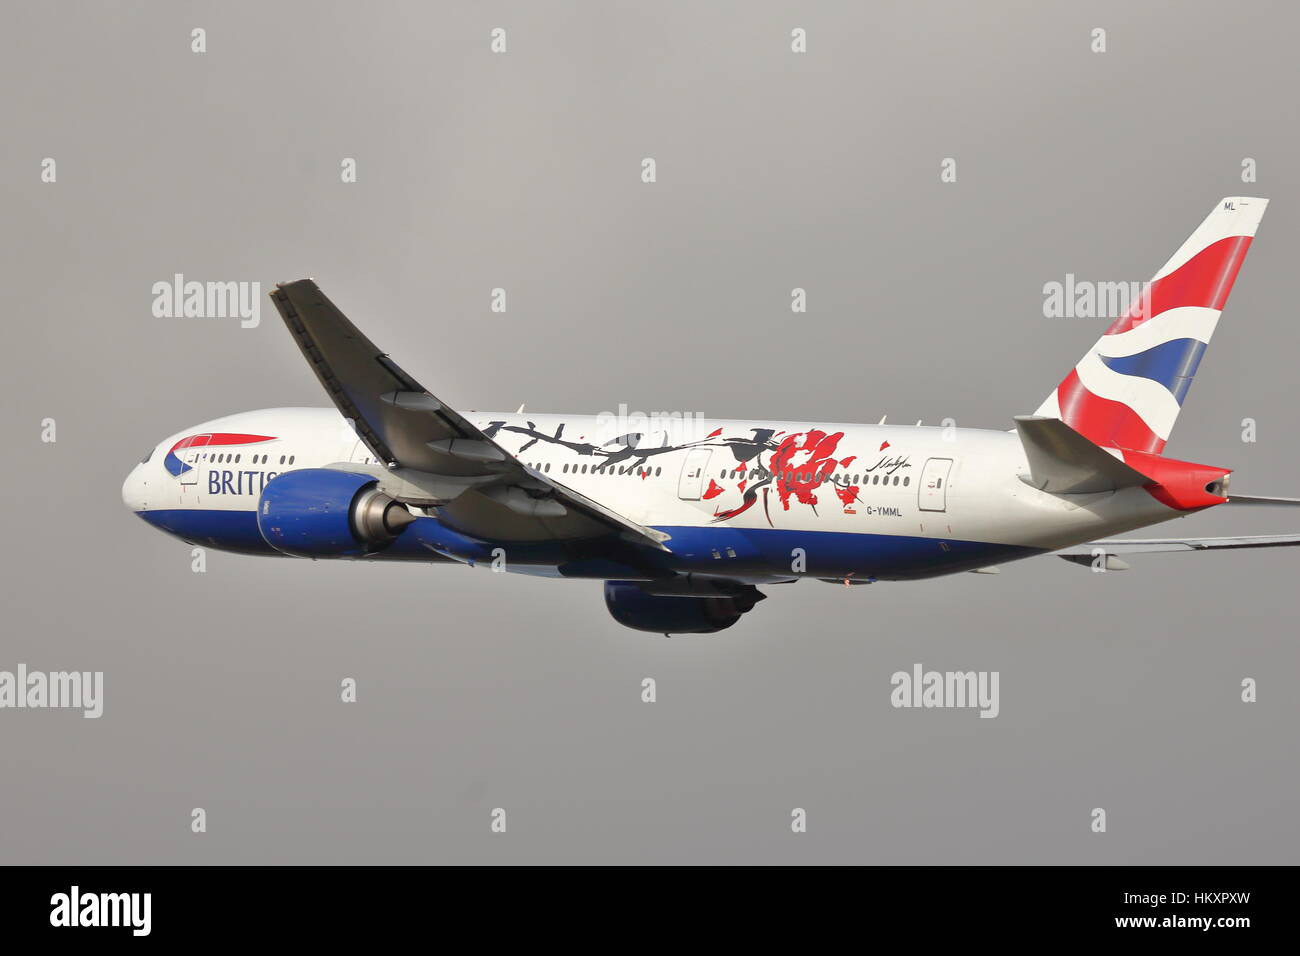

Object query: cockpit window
[140,448,154,464]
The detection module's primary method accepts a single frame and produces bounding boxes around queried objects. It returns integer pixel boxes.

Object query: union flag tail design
[1035,197,1268,454]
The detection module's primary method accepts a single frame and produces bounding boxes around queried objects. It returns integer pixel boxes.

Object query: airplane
[123,197,1300,634]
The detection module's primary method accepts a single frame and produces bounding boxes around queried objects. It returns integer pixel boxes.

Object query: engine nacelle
[257,469,416,557]
[603,581,763,634]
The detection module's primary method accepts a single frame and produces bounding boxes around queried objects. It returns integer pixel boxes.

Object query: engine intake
[257,469,415,557]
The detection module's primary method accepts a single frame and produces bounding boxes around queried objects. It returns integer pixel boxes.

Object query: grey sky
[2,1,1297,863]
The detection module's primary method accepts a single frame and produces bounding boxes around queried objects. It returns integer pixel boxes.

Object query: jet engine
[603,581,764,634]
[257,469,416,557]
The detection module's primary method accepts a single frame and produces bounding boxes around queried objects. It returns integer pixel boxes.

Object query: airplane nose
[122,463,148,512]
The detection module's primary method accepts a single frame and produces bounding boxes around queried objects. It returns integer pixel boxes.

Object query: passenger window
[903,476,910,486]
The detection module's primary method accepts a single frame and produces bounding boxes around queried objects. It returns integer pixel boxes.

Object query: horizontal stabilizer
[1013,416,1150,494]
[1060,553,1131,570]
[1058,534,1300,565]
[1226,495,1300,507]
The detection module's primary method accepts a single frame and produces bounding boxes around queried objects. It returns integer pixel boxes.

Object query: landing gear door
[918,457,953,512]
[177,434,212,488]
[677,449,713,500]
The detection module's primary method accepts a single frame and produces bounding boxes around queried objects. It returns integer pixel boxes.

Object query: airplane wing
[1056,533,1300,568]
[268,279,670,554]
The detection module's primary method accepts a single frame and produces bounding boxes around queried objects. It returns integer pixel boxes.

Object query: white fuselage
[123,406,1188,581]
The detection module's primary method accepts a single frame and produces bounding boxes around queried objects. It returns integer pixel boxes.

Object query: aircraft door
[918,457,953,512]
[177,434,212,488]
[677,449,713,500]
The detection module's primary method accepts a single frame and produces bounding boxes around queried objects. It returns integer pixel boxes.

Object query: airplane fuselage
[123,406,1188,582]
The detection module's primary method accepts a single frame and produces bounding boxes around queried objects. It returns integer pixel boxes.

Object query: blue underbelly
[133,509,1042,578]
[651,526,1042,579]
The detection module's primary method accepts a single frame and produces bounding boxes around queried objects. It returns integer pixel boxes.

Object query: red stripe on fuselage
[168,432,276,455]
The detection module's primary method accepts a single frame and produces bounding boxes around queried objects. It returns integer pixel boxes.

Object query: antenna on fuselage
[516,403,526,414]
[877,415,887,425]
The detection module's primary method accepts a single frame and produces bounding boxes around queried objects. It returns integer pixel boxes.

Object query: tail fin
[1035,197,1268,454]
